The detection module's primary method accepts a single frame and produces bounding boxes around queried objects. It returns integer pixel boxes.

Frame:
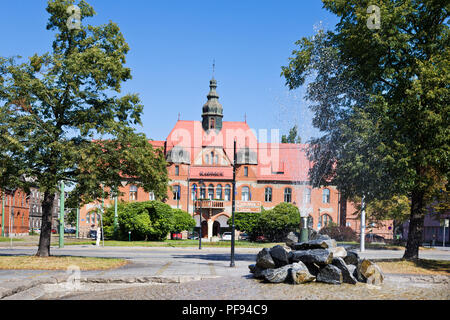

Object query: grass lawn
[374,259,450,276]
[64,239,284,248]
[0,255,128,270]
[0,237,23,242]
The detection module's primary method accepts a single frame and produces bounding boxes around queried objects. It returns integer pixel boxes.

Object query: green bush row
[102,201,196,241]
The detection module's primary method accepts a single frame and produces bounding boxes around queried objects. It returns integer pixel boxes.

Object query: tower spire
[212,59,215,79]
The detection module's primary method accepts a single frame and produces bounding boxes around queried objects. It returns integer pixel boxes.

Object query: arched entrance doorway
[213,221,220,236]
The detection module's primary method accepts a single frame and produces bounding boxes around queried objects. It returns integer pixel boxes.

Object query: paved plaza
[0,244,449,300]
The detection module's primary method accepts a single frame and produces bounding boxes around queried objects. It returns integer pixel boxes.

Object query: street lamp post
[59,181,65,248]
[199,180,203,250]
[230,140,237,268]
[1,192,5,237]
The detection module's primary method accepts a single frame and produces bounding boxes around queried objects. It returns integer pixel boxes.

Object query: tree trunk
[36,192,55,257]
[339,193,347,227]
[403,190,426,260]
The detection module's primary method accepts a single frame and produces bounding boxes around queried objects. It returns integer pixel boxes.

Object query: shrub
[319,225,357,242]
[171,209,196,233]
[103,200,174,241]
[235,203,301,242]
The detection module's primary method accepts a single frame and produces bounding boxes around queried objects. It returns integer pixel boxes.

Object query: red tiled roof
[163,120,312,182]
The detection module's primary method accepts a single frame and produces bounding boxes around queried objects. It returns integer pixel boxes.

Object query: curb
[0,275,222,300]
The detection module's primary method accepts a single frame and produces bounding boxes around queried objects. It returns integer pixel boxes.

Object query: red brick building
[79,78,393,240]
[0,188,30,236]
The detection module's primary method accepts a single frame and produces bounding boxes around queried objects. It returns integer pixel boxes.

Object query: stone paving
[58,274,450,300]
[0,245,449,300]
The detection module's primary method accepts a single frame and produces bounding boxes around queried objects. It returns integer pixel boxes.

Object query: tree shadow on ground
[171,253,257,262]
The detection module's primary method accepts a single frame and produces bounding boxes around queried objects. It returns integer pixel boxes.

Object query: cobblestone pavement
[57,274,449,300]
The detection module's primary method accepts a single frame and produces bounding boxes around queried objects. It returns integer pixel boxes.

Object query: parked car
[171,232,182,240]
[188,232,199,240]
[365,234,385,243]
[239,233,250,241]
[255,235,268,242]
[222,232,232,241]
[89,230,97,240]
[64,228,76,234]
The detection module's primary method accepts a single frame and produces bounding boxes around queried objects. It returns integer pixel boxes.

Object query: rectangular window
[244,166,248,177]
[173,186,180,200]
[130,185,138,201]
[175,165,179,176]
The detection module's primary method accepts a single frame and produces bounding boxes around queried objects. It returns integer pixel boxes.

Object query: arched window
[304,188,311,203]
[265,187,272,202]
[210,118,215,129]
[208,184,214,200]
[130,185,138,201]
[242,186,250,201]
[191,184,197,201]
[173,185,180,200]
[205,154,209,165]
[322,189,330,203]
[210,152,214,165]
[216,184,222,199]
[149,192,155,201]
[320,214,332,227]
[86,213,90,224]
[224,185,231,201]
[200,184,206,199]
[215,154,219,165]
[284,188,292,203]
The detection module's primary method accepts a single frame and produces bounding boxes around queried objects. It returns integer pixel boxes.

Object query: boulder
[331,257,358,284]
[304,262,321,276]
[288,262,316,284]
[330,246,347,258]
[343,251,359,266]
[316,264,343,285]
[262,264,291,283]
[256,248,276,269]
[248,264,267,279]
[285,232,299,248]
[291,238,337,250]
[269,245,289,267]
[357,259,384,284]
[346,264,357,278]
[310,233,331,241]
[290,249,334,266]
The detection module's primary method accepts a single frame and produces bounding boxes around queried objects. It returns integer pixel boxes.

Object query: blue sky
[1,0,339,142]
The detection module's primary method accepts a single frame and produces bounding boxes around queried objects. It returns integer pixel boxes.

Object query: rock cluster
[248,232,384,285]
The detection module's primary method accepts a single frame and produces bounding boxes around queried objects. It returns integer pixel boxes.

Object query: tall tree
[281,125,302,144]
[0,0,169,256]
[283,0,449,260]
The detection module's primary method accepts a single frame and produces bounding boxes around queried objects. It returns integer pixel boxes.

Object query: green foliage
[103,201,195,241]
[0,0,169,256]
[171,209,196,233]
[234,211,261,240]
[281,125,302,144]
[282,0,449,259]
[234,203,301,242]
